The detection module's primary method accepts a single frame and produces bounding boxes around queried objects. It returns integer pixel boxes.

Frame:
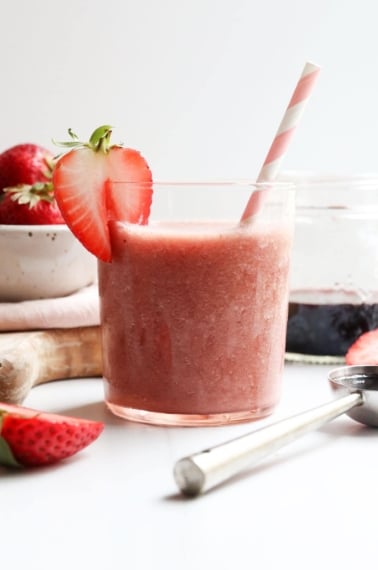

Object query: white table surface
[1,361,376,570]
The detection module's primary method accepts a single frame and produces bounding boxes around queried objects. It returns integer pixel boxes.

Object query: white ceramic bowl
[0,224,97,301]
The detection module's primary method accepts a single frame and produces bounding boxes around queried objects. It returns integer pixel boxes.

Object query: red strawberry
[345,329,378,365]
[52,125,153,262]
[0,143,54,191]
[0,402,104,468]
[0,184,65,225]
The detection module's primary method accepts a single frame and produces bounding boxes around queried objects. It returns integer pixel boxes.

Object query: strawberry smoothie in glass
[98,181,295,427]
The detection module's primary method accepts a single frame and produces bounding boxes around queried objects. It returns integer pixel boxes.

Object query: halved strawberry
[0,402,104,468]
[345,329,378,365]
[52,126,152,262]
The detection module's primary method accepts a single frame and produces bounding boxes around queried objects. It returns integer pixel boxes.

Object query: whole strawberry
[0,143,65,225]
[0,402,104,468]
[0,143,53,191]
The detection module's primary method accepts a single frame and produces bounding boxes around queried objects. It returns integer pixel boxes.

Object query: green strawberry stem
[89,126,113,152]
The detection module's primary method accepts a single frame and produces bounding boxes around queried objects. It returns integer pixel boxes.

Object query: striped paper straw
[241,61,321,222]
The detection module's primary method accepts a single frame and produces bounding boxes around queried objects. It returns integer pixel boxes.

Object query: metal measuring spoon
[174,365,378,497]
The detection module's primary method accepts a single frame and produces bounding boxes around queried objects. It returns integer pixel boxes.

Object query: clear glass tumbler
[98,181,295,426]
[283,172,378,363]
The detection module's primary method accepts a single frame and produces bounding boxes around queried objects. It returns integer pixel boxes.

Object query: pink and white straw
[241,61,321,222]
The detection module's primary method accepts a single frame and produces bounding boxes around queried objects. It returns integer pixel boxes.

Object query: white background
[1,0,378,180]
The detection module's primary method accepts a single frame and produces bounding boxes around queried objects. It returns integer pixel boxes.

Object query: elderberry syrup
[286,293,378,356]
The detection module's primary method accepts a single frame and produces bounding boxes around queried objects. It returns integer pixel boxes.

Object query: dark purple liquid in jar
[286,290,378,356]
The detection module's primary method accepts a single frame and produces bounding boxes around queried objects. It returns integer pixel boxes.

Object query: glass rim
[279,170,378,188]
[111,179,295,190]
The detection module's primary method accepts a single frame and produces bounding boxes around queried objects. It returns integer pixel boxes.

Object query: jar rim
[279,170,378,188]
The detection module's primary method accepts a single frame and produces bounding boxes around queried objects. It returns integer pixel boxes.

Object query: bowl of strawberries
[0,142,97,301]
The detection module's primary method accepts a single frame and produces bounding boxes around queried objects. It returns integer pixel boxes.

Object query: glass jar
[281,172,378,363]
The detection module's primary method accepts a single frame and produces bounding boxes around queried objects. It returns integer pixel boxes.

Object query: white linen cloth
[0,285,100,331]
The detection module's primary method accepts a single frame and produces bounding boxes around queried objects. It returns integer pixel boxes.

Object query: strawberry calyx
[54,125,116,154]
[1,181,55,208]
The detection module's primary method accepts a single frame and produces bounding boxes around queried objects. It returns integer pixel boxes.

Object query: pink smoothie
[98,219,292,424]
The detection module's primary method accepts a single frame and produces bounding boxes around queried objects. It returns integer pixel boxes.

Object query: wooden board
[0,326,102,404]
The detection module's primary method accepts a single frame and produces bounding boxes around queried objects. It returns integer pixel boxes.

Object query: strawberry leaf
[0,415,22,468]
[68,128,79,140]
[0,436,22,468]
[4,183,55,207]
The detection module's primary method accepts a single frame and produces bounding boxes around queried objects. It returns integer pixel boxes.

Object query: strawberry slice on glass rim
[52,125,153,262]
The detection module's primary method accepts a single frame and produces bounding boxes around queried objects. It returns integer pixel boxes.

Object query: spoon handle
[174,392,363,496]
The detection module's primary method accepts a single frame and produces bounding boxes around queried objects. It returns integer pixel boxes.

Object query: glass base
[106,401,275,427]
[285,351,345,365]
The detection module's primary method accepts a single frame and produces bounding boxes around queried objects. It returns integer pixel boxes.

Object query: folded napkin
[0,284,100,331]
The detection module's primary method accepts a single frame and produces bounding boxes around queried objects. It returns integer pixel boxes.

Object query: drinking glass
[98,181,295,426]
